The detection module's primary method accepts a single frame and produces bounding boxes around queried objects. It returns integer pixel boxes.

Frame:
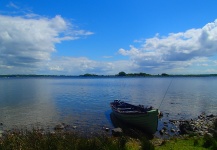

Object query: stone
[102,126,109,131]
[198,131,204,136]
[105,127,109,132]
[207,114,215,118]
[54,124,65,130]
[179,122,193,134]
[159,129,164,135]
[162,127,167,131]
[206,133,213,137]
[164,132,169,135]
[171,129,175,132]
[112,127,123,136]
[163,122,168,124]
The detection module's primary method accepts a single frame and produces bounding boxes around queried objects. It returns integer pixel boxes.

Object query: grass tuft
[0,129,154,150]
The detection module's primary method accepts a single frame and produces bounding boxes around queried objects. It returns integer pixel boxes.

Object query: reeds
[0,129,151,150]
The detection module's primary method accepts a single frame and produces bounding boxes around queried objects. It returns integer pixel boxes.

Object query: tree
[118,71,126,76]
[161,73,169,76]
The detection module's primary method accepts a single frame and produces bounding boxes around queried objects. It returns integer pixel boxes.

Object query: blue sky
[1,0,217,75]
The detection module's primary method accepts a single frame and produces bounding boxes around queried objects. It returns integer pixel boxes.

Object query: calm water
[0,77,217,134]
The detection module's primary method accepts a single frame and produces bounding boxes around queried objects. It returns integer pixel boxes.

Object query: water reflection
[110,112,153,138]
[0,78,59,129]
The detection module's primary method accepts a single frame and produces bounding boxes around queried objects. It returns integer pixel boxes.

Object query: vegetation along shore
[1,72,217,78]
[0,113,216,150]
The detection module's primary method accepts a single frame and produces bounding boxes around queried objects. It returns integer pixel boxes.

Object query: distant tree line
[116,71,151,76]
[1,73,217,78]
[79,73,99,77]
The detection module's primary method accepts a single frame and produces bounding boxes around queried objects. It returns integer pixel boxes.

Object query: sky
[1,0,217,75]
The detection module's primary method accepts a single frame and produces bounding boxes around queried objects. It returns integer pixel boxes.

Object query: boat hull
[111,108,158,134]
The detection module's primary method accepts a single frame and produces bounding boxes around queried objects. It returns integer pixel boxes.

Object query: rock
[203,126,208,130]
[162,127,167,131]
[206,133,213,137]
[0,130,3,138]
[158,111,163,118]
[198,131,204,136]
[207,114,214,118]
[164,132,169,135]
[102,127,109,131]
[112,127,123,136]
[54,124,65,130]
[179,122,193,134]
[159,129,164,135]
[163,122,168,125]
[105,127,109,132]
[208,128,215,133]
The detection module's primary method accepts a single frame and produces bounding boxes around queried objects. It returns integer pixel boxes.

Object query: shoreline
[0,113,216,150]
[1,113,216,138]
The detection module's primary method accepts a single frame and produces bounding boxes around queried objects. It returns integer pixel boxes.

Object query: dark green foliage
[80,73,98,77]
[202,119,217,150]
[117,136,128,149]
[140,137,155,150]
[0,130,155,150]
[203,134,217,150]
[214,119,217,138]
[118,71,127,76]
[161,73,169,76]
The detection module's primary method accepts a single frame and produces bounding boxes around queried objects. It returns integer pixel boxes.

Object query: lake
[0,77,217,135]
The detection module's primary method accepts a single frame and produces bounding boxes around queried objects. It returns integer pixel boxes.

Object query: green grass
[154,136,207,150]
[154,133,217,150]
[0,129,145,150]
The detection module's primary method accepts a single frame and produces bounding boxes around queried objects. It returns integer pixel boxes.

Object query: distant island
[0,72,217,78]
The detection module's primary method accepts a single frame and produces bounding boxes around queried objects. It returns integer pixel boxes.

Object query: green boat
[110,100,159,134]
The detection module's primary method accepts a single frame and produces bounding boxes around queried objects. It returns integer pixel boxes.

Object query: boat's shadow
[110,112,154,139]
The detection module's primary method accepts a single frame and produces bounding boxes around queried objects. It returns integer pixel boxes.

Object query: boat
[110,100,158,134]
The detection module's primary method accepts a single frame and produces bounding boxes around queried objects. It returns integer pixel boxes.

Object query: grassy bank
[0,119,216,150]
[0,130,216,150]
[153,135,216,150]
[154,118,217,150]
[0,129,154,150]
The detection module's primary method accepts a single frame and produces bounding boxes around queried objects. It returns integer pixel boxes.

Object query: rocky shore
[0,113,216,139]
[158,113,217,137]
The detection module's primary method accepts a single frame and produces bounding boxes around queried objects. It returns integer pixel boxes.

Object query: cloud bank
[1,12,217,75]
[0,14,93,74]
[119,19,217,74]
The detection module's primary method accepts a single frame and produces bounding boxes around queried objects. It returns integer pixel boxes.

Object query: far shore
[1,73,217,78]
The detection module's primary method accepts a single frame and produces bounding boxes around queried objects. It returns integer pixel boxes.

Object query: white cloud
[1,11,217,75]
[118,19,217,74]
[0,14,93,74]
[40,56,134,75]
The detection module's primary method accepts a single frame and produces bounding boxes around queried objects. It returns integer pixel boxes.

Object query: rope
[158,78,173,109]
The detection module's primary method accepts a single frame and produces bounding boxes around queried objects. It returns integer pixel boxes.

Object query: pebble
[170,129,175,132]
[159,129,164,135]
[54,123,65,130]
[112,127,123,136]
[105,127,109,132]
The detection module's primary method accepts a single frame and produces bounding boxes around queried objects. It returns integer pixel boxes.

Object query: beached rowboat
[110,100,158,134]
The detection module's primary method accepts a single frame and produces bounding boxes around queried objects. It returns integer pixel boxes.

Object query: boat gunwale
[110,100,158,115]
